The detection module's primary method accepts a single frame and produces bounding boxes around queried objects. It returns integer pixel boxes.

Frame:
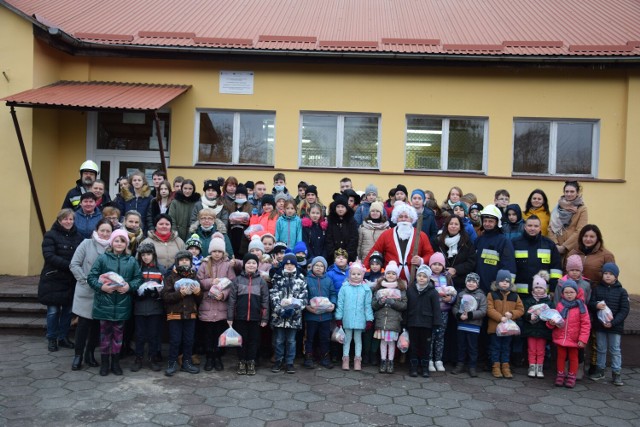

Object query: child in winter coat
[304,256,337,369]
[227,253,269,375]
[161,251,203,377]
[451,273,487,377]
[275,200,303,249]
[270,254,308,374]
[428,252,456,372]
[451,202,478,243]
[406,265,442,378]
[301,203,327,260]
[196,233,236,372]
[87,229,142,376]
[548,279,590,388]
[588,263,630,386]
[327,249,350,293]
[132,242,164,372]
[503,204,525,243]
[371,261,407,374]
[522,272,554,379]
[335,260,374,371]
[362,251,384,365]
[487,269,524,379]
[555,255,591,304]
[185,234,204,272]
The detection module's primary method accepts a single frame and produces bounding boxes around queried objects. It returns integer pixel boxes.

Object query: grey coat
[371,283,407,333]
[70,237,109,319]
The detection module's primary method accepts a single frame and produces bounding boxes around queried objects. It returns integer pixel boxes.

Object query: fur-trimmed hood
[490,281,517,293]
[174,190,201,204]
[328,201,354,223]
[120,184,152,201]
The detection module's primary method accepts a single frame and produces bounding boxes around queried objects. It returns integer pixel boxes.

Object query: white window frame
[404,115,488,173]
[298,112,381,169]
[194,109,276,166]
[512,118,599,177]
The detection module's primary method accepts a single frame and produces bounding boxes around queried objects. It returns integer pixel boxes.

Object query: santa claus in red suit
[364,202,434,281]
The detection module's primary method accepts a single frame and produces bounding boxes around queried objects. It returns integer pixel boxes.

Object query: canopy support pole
[154,111,168,176]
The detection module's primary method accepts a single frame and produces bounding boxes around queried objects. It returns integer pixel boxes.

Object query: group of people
[37,161,629,386]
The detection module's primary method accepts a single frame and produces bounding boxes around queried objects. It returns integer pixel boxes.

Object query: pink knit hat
[429,252,446,267]
[565,255,583,272]
[109,229,130,246]
[385,261,400,276]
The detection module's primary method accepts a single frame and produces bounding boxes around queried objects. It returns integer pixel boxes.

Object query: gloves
[143,288,155,297]
[366,321,373,331]
[281,308,295,319]
[335,320,343,328]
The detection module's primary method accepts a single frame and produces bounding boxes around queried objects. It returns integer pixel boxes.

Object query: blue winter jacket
[275,214,303,249]
[335,282,374,330]
[354,201,372,226]
[474,228,516,293]
[326,264,349,293]
[305,271,337,322]
[75,209,103,239]
[461,216,478,244]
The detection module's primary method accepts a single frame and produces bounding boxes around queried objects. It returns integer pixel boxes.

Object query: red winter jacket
[548,301,591,348]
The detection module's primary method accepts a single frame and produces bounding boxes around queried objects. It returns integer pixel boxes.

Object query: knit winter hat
[282,253,298,267]
[305,185,318,196]
[369,251,384,266]
[416,265,432,278]
[332,192,349,208]
[369,201,384,215]
[245,181,255,190]
[453,202,469,216]
[496,269,512,284]
[343,189,360,205]
[411,189,426,201]
[385,261,400,276]
[248,235,265,253]
[565,255,583,272]
[465,272,480,284]
[293,241,308,255]
[274,192,289,203]
[395,185,408,198]
[602,262,620,278]
[273,241,288,253]
[109,229,130,246]
[175,250,193,265]
[532,274,548,291]
[562,279,578,292]
[365,184,378,197]
[261,194,276,207]
[208,232,226,254]
[311,256,328,272]
[429,252,446,267]
[235,184,248,198]
[137,242,156,254]
[349,260,366,273]
[243,253,259,268]
[185,234,202,251]
[469,203,484,213]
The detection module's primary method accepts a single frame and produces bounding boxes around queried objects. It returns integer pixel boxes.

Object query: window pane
[301,115,337,167]
[448,119,485,171]
[343,116,379,168]
[405,117,442,170]
[556,122,593,175]
[513,121,550,173]
[97,112,170,151]
[198,112,233,163]
[239,113,275,165]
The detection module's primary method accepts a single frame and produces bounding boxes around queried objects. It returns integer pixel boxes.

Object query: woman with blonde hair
[114,170,152,234]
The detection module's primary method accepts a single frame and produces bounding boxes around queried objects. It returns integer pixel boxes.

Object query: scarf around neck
[444,233,460,258]
[560,298,586,319]
[550,196,583,235]
[92,231,110,248]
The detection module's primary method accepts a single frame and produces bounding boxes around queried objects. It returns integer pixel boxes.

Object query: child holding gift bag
[451,273,487,377]
[522,272,554,379]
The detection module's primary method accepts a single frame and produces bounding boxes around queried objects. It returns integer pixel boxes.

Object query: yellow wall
[1,8,638,291]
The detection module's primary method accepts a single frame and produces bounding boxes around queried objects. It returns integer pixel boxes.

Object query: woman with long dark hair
[523,189,551,237]
[567,224,615,285]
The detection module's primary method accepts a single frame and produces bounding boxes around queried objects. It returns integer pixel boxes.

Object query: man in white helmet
[474,204,516,293]
[62,160,99,210]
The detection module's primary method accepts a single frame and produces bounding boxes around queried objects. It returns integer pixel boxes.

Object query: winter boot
[386,360,394,374]
[48,339,58,352]
[564,372,576,388]
[492,362,503,378]
[320,354,333,369]
[181,359,200,374]
[536,364,545,379]
[501,363,513,379]
[247,360,256,375]
[589,368,605,381]
[58,338,75,349]
[238,360,248,375]
[303,354,315,369]
[468,367,478,377]
[612,372,624,386]
[72,355,82,371]
[213,356,224,371]
[450,364,465,375]
[130,356,143,372]
[84,349,99,367]
[409,359,419,377]
[379,359,387,373]
[149,355,162,372]
[204,355,214,371]
[555,371,566,387]
[354,357,362,371]
[342,356,350,371]
[527,364,536,378]
[111,354,123,375]
[165,360,178,377]
[100,355,110,376]
[420,359,430,378]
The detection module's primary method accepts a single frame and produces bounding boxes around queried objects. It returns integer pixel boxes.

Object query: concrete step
[0,315,46,330]
[0,301,46,315]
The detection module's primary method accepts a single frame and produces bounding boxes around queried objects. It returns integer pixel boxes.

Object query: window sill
[510,174,624,183]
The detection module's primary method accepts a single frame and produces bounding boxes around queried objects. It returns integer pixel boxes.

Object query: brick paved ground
[1,334,639,427]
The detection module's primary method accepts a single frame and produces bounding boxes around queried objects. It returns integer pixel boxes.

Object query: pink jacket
[197,257,237,322]
[548,301,591,348]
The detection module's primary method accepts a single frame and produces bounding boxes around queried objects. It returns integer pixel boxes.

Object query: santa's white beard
[396,222,413,240]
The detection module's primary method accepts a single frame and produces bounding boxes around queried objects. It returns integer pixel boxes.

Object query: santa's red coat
[364,227,434,281]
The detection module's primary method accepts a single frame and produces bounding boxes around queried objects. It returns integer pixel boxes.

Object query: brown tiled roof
[1,81,191,110]
[5,0,640,57]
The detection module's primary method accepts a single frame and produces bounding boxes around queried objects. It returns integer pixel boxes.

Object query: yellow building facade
[1,6,639,291]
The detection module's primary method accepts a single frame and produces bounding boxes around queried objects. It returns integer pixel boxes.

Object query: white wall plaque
[219,71,254,94]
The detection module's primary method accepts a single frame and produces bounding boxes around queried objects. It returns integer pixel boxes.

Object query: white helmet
[479,204,502,227]
[79,160,99,175]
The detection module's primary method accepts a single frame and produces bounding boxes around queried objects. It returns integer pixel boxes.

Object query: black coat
[435,238,477,291]
[38,221,84,306]
[405,283,442,329]
[589,280,630,335]
[325,204,358,263]
[302,219,327,260]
